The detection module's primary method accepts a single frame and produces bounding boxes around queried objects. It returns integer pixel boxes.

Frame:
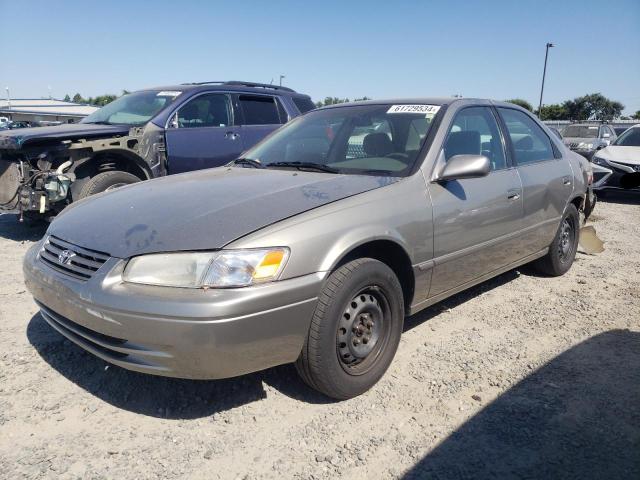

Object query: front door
[497,107,573,254]
[165,93,244,174]
[429,106,524,297]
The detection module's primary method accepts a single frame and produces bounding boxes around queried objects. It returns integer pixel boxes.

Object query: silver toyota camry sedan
[23,98,593,399]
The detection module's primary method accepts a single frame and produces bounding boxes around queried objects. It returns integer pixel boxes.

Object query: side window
[443,107,506,170]
[498,108,554,165]
[239,95,281,125]
[275,98,289,123]
[292,96,317,114]
[177,94,231,128]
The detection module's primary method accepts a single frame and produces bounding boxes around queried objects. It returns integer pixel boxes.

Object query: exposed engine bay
[0,123,167,220]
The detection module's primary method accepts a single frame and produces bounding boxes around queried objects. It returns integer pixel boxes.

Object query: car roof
[137,81,310,98]
[316,97,531,110]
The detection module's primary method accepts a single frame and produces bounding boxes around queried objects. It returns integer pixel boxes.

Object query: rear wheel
[533,203,580,276]
[78,171,140,199]
[295,258,404,400]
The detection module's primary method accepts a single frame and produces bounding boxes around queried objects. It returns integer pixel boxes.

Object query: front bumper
[23,242,323,379]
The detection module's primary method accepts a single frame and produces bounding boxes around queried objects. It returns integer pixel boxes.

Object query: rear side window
[177,94,231,128]
[498,108,554,165]
[292,97,316,114]
[239,95,281,125]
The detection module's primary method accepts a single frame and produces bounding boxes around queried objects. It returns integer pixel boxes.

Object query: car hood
[48,167,398,258]
[0,123,131,150]
[596,145,640,165]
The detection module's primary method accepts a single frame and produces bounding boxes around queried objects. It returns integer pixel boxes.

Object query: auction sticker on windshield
[156,91,182,97]
[387,104,440,115]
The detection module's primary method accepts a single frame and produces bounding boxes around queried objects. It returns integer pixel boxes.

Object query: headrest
[445,131,481,158]
[515,135,533,150]
[363,133,393,157]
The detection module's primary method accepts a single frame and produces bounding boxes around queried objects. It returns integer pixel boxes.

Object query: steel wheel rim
[558,216,575,262]
[336,286,391,375]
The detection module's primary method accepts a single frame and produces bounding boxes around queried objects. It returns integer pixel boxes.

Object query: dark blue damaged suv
[0,81,315,218]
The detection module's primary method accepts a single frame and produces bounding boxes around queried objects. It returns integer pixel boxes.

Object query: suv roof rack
[181,80,296,93]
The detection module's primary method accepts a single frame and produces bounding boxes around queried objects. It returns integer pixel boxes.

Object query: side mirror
[438,154,491,181]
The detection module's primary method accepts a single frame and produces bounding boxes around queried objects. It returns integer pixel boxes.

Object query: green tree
[632,110,640,120]
[562,93,624,121]
[539,103,567,120]
[315,96,370,107]
[505,99,533,111]
[72,93,83,103]
[88,94,117,107]
[63,94,71,102]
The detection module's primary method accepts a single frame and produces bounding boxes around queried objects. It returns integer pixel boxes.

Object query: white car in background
[591,124,640,193]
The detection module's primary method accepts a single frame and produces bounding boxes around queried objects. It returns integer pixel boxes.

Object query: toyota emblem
[58,250,76,265]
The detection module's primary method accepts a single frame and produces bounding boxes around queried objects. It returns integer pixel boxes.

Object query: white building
[0,99,98,124]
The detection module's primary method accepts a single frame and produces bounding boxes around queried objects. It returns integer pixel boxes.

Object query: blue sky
[1,0,639,113]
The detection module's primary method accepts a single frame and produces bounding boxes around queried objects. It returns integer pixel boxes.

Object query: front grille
[39,235,110,280]
[568,142,579,149]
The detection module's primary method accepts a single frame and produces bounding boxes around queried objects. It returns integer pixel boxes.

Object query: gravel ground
[0,194,639,479]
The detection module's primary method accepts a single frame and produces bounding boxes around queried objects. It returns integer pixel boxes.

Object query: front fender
[226,174,434,284]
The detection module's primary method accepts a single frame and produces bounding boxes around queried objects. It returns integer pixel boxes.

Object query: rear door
[496,107,573,254]
[428,106,524,297]
[165,92,243,174]
[234,94,288,150]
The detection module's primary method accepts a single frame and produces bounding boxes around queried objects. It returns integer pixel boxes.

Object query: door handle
[562,176,572,186]
[225,132,240,140]
[507,189,521,200]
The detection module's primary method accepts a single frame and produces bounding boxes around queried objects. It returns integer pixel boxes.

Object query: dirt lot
[0,194,639,479]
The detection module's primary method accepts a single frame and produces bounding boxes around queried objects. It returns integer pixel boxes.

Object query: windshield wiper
[230,158,264,168]
[85,121,113,125]
[266,161,339,173]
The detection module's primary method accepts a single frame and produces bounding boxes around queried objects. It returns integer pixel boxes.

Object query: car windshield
[614,127,640,147]
[563,125,599,138]
[240,104,441,176]
[81,90,181,126]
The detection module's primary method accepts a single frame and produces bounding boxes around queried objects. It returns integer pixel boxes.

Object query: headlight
[123,248,289,288]
[578,142,593,150]
[592,156,609,167]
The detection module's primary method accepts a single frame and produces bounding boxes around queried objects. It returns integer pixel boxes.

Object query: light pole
[5,87,10,110]
[538,42,555,116]
[279,75,285,86]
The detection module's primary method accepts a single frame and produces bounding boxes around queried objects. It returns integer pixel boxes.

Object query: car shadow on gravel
[403,329,640,479]
[0,213,47,241]
[26,313,332,419]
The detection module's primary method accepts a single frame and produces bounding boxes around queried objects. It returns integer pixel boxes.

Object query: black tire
[533,204,580,276]
[295,258,404,400]
[78,171,140,199]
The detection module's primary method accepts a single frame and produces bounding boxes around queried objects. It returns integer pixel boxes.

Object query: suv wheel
[78,171,140,199]
[533,203,580,276]
[295,258,404,400]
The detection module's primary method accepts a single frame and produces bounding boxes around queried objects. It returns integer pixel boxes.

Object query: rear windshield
[614,127,640,147]
[292,97,317,114]
[563,125,599,138]
[241,103,442,176]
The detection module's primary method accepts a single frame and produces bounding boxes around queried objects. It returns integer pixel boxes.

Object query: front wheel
[78,171,140,199]
[296,258,404,400]
[533,203,580,276]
